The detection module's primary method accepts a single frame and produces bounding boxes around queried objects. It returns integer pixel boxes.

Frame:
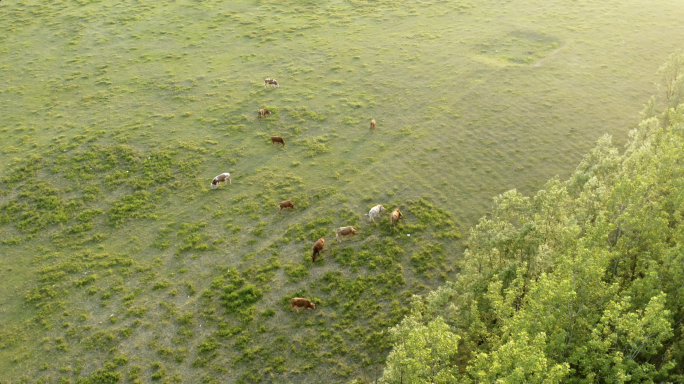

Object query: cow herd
[210,78,400,314]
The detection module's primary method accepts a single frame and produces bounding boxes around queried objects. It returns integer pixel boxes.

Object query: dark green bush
[221,284,263,310]
[107,191,155,228]
[284,263,308,282]
[77,209,103,222]
[198,339,219,353]
[89,369,121,384]
[410,243,444,274]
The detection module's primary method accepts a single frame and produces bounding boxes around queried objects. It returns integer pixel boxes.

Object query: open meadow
[1,0,683,382]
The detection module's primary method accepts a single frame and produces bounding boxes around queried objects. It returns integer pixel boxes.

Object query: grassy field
[1,0,683,382]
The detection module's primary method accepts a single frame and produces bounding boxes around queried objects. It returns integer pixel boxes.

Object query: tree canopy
[381,54,684,383]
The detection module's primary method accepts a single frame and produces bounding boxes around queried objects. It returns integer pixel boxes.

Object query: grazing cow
[312,237,325,262]
[370,119,376,133]
[390,208,403,226]
[365,205,385,222]
[290,297,315,312]
[335,226,357,243]
[279,200,295,213]
[264,78,279,88]
[211,173,231,189]
[258,108,271,117]
[271,136,285,146]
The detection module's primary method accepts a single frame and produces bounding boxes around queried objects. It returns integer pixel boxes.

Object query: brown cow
[271,136,285,146]
[335,226,357,243]
[312,238,325,262]
[370,119,376,133]
[264,78,279,88]
[258,108,271,117]
[390,208,403,226]
[211,173,231,189]
[279,200,295,213]
[290,297,315,312]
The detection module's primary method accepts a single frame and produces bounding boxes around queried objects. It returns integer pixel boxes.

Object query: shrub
[217,324,243,338]
[260,309,275,318]
[175,312,194,326]
[284,263,308,282]
[3,154,44,184]
[198,339,219,353]
[89,369,121,384]
[107,191,155,228]
[335,246,355,266]
[77,209,103,222]
[221,284,263,310]
[298,136,331,157]
[153,280,170,290]
[410,243,444,274]
[1,181,71,233]
[233,334,251,350]
[84,331,116,351]
[127,306,147,318]
[113,355,128,366]
[74,274,98,287]
[150,369,164,380]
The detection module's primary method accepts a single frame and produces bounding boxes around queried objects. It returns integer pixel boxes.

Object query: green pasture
[1,0,683,382]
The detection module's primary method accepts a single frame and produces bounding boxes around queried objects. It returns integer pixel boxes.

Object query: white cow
[211,173,231,189]
[366,205,385,222]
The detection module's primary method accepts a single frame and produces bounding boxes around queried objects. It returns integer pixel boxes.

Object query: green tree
[657,50,684,127]
[467,331,569,383]
[381,313,459,384]
[658,50,684,110]
[381,54,684,382]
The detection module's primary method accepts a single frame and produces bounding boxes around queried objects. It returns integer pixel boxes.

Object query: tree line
[380,50,684,383]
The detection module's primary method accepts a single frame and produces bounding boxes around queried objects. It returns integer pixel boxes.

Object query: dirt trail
[533,40,569,67]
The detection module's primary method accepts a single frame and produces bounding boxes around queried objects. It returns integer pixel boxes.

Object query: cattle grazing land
[1,0,683,383]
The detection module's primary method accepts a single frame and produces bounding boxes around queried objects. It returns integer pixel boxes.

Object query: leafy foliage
[382,313,459,384]
[2,0,682,383]
[381,104,684,381]
[107,191,156,228]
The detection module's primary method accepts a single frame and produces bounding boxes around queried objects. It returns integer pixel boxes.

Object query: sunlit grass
[1,0,684,382]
